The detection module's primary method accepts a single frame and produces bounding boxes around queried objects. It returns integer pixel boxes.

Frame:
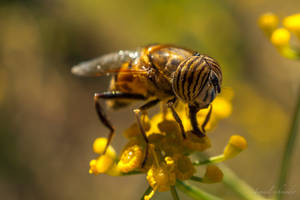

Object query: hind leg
[94,91,146,154]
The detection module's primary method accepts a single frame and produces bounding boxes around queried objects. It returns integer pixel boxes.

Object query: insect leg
[201,104,213,133]
[133,99,160,167]
[160,102,168,120]
[167,98,186,139]
[189,105,205,137]
[139,99,160,111]
[94,91,147,154]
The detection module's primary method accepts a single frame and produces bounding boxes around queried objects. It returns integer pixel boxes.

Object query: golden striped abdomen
[107,61,151,109]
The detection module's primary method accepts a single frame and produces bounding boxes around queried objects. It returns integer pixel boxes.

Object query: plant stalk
[276,89,300,200]
[171,186,180,200]
[193,155,225,165]
[140,186,152,200]
[176,180,222,200]
[221,165,269,200]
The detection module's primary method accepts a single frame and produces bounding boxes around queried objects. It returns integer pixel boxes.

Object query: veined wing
[71,50,143,76]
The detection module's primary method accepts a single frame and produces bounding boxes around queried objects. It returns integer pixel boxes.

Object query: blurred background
[0,0,300,199]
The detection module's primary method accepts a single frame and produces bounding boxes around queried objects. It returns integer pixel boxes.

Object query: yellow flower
[164,156,175,169]
[202,165,223,183]
[144,156,176,200]
[117,139,144,173]
[158,137,182,156]
[212,97,232,119]
[146,160,176,193]
[271,28,291,48]
[146,112,174,137]
[154,120,184,155]
[146,119,180,144]
[223,135,248,159]
[88,86,241,199]
[258,13,279,37]
[283,13,300,38]
[258,13,300,59]
[89,154,116,175]
[173,154,196,180]
[182,131,211,152]
[89,137,118,175]
[95,155,115,173]
[93,137,116,159]
[157,120,181,138]
[89,159,98,175]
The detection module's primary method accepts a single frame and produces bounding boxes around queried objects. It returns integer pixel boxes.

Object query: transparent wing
[71,50,142,76]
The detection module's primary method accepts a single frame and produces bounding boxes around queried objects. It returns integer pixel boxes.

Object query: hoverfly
[72,44,222,165]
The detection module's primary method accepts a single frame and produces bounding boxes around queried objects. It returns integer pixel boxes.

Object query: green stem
[276,89,300,200]
[220,165,268,200]
[190,176,204,183]
[176,180,222,200]
[278,47,300,60]
[171,186,180,200]
[121,171,142,176]
[193,155,225,165]
[140,186,152,200]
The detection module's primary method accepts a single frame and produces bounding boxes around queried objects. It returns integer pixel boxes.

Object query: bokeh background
[1,0,300,199]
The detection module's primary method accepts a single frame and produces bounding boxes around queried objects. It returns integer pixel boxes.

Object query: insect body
[72,44,222,164]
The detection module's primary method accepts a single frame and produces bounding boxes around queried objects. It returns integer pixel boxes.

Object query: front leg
[167,98,186,139]
[189,104,213,137]
[189,105,205,137]
[201,104,213,133]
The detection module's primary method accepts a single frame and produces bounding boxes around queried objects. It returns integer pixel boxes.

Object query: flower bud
[202,165,223,183]
[93,137,116,159]
[283,14,300,32]
[89,153,116,175]
[95,154,115,173]
[258,13,279,36]
[271,28,291,48]
[223,135,247,159]
[283,13,300,40]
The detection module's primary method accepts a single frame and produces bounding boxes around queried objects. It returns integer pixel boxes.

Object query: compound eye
[211,72,221,93]
[211,73,218,85]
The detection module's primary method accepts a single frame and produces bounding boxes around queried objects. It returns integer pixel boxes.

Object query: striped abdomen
[172,55,222,106]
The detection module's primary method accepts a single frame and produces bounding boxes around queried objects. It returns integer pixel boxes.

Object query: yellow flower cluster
[258,13,300,59]
[258,13,279,37]
[89,138,121,176]
[283,14,300,38]
[88,92,247,200]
